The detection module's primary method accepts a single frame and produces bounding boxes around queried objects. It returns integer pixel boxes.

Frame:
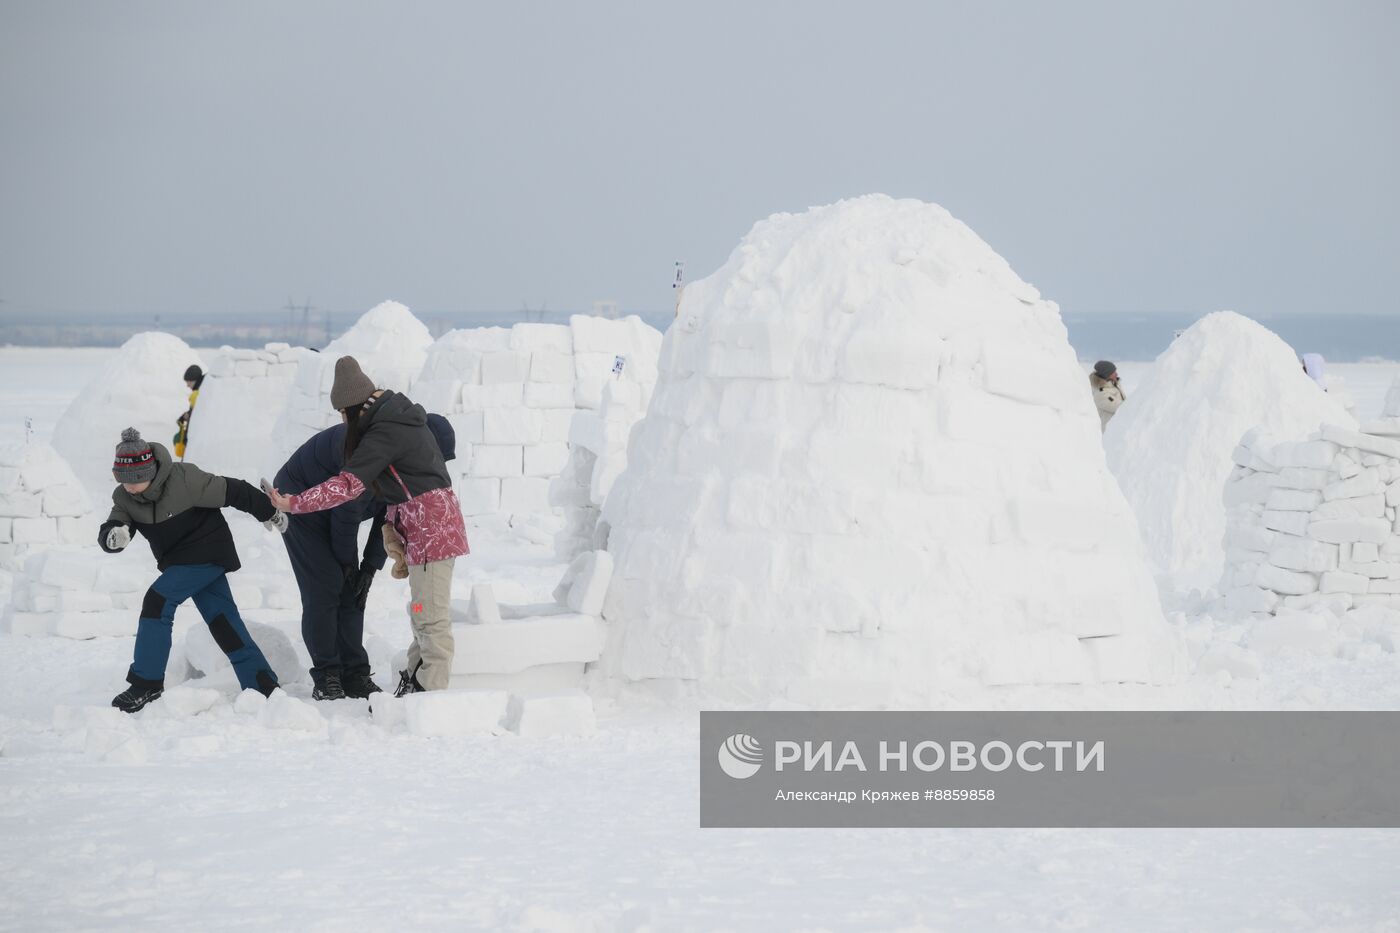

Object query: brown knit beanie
[329,356,377,411]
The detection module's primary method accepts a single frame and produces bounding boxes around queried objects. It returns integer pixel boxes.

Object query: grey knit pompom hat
[113,427,158,484]
[329,356,377,411]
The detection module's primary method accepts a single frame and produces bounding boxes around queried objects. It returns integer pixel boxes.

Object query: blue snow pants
[129,563,279,693]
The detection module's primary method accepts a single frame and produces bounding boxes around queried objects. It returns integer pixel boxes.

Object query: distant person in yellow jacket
[173,364,203,460]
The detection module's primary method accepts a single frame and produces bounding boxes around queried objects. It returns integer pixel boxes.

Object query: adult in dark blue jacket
[274,414,456,700]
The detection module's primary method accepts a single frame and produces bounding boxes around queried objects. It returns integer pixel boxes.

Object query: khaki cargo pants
[405,559,455,690]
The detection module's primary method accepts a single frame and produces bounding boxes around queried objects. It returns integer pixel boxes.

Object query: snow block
[461,383,524,409]
[257,690,326,733]
[524,443,571,477]
[530,351,576,384]
[1274,440,1340,470]
[34,550,102,591]
[1264,489,1322,513]
[500,477,551,514]
[446,411,485,445]
[368,692,406,729]
[484,409,542,445]
[1255,564,1318,596]
[1261,511,1311,537]
[1273,467,1332,491]
[1323,469,1383,502]
[1314,494,1386,521]
[1352,542,1381,564]
[468,445,523,478]
[447,614,606,675]
[463,584,502,625]
[480,351,531,385]
[454,477,501,515]
[505,691,596,738]
[184,620,306,685]
[1309,518,1391,545]
[539,409,576,443]
[11,518,57,546]
[1321,571,1369,595]
[403,689,509,737]
[524,382,576,409]
[52,610,134,639]
[1268,538,1337,574]
[564,550,614,616]
[510,323,573,353]
[1320,424,1400,459]
[153,686,224,718]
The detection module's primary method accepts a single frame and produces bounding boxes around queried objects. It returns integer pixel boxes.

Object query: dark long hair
[341,399,386,496]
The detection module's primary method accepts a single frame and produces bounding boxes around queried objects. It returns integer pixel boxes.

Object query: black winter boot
[342,670,382,699]
[112,672,164,714]
[312,670,346,701]
[392,668,424,698]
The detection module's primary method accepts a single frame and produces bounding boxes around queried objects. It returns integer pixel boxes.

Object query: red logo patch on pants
[412,602,424,614]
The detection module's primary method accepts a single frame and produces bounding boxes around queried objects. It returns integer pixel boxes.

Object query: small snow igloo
[51,333,202,498]
[1104,312,1355,594]
[600,195,1180,705]
[271,301,435,457]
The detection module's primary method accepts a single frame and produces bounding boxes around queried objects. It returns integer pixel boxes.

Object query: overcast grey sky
[1,1,1396,316]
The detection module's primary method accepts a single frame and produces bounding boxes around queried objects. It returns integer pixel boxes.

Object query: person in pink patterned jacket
[268,356,469,696]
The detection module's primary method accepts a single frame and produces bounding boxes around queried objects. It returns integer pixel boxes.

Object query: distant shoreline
[1,309,1396,363]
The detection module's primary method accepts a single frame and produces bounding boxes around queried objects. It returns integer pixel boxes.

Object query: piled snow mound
[1220,423,1400,616]
[1104,312,1355,593]
[0,442,94,570]
[410,316,659,543]
[271,301,434,455]
[51,333,202,497]
[600,195,1180,705]
[184,342,317,482]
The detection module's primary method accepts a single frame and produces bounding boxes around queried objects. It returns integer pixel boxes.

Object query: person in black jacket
[273,414,456,700]
[268,357,470,696]
[98,428,288,713]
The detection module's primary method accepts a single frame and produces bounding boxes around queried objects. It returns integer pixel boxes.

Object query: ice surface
[601,195,1180,702]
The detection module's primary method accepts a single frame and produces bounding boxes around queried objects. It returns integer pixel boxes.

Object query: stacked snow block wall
[0,443,95,571]
[601,196,1181,706]
[5,549,148,638]
[1221,423,1400,615]
[552,378,652,559]
[438,549,613,693]
[411,315,659,539]
[184,342,317,482]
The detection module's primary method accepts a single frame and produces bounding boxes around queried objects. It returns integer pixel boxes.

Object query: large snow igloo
[599,195,1180,705]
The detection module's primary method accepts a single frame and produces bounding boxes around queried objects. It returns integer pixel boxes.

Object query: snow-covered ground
[3,346,1400,931]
